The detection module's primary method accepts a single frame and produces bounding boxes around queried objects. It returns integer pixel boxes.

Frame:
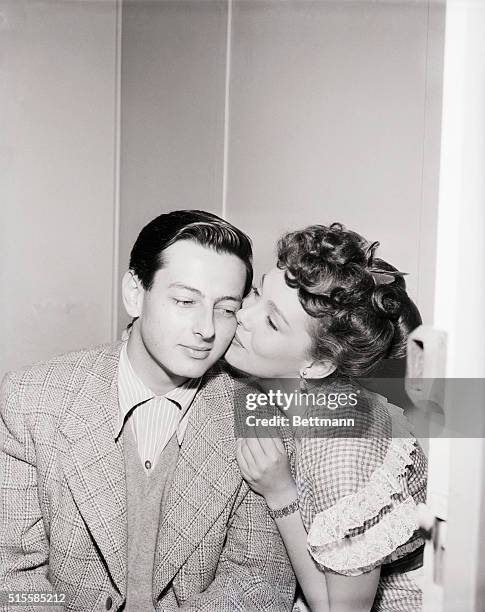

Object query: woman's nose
[235,307,247,328]
[236,297,256,329]
[242,287,257,309]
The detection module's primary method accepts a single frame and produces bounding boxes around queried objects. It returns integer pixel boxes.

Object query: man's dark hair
[129,210,253,295]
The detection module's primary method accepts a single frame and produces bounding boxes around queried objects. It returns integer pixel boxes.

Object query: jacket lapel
[153,368,242,598]
[59,343,127,597]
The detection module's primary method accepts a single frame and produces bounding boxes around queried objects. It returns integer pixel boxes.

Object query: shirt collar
[116,341,201,440]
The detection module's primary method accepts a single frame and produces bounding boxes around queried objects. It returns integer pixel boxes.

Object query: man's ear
[121,270,144,318]
[301,360,336,380]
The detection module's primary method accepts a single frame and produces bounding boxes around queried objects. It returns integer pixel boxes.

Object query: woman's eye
[252,286,260,297]
[266,316,278,331]
[174,299,195,306]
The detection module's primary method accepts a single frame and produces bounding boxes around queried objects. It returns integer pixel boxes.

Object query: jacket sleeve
[177,484,295,612]
[0,372,61,612]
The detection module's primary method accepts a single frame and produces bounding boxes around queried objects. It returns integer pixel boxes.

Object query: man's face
[124,240,247,384]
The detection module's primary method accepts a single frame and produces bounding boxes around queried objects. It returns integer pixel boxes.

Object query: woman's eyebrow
[268,301,290,327]
[261,275,290,327]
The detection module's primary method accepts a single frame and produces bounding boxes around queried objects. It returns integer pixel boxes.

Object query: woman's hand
[236,436,297,508]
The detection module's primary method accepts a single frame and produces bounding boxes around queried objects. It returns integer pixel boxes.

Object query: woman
[225,223,427,612]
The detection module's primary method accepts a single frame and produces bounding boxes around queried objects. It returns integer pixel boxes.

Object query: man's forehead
[160,240,240,268]
[161,239,214,262]
[154,241,246,294]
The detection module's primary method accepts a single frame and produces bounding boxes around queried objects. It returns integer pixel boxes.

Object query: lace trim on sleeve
[307,404,421,576]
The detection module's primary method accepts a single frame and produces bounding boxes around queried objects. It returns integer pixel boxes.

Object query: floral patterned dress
[291,382,427,612]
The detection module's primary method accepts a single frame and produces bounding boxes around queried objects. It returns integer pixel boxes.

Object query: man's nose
[193,308,215,340]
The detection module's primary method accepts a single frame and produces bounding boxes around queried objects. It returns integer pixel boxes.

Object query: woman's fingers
[239,439,259,476]
[236,439,251,476]
[257,435,285,457]
[272,436,286,453]
[244,436,267,465]
[237,436,295,500]
[237,439,256,480]
[238,437,275,481]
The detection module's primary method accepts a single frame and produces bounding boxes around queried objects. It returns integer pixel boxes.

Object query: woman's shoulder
[298,382,398,469]
[297,384,425,492]
[295,382,427,577]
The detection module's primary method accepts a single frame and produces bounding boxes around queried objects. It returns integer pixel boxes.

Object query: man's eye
[252,286,261,297]
[174,299,195,306]
[266,316,278,331]
[216,307,236,317]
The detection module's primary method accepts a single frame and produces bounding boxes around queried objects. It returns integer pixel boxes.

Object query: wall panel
[225,0,444,321]
[0,0,119,378]
[118,0,228,333]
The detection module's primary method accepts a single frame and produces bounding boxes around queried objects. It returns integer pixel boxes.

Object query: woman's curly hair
[277,223,422,377]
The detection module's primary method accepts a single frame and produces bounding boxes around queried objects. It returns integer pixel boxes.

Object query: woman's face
[225,267,314,378]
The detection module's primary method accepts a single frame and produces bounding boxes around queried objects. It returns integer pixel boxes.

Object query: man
[0,210,295,611]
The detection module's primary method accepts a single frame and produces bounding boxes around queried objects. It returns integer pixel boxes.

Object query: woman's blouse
[293,382,427,578]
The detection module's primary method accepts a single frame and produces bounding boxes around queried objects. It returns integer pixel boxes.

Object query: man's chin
[173,356,221,379]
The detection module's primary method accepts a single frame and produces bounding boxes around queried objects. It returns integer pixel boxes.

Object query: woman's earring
[299,370,308,394]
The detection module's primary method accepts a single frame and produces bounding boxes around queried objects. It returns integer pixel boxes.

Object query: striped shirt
[116,342,201,471]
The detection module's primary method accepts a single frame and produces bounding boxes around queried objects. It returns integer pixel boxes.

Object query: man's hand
[236,437,297,508]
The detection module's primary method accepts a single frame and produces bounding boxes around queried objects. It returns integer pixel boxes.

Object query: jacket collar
[59,345,241,600]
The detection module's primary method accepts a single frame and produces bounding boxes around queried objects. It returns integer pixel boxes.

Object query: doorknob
[417,502,447,586]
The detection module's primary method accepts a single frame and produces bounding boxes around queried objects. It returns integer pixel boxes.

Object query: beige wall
[118,0,228,333]
[118,0,444,334]
[2,0,444,375]
[226,0,444,322]
[0,0,120,379]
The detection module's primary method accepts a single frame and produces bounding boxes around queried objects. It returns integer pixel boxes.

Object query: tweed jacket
[0,343,295,612]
